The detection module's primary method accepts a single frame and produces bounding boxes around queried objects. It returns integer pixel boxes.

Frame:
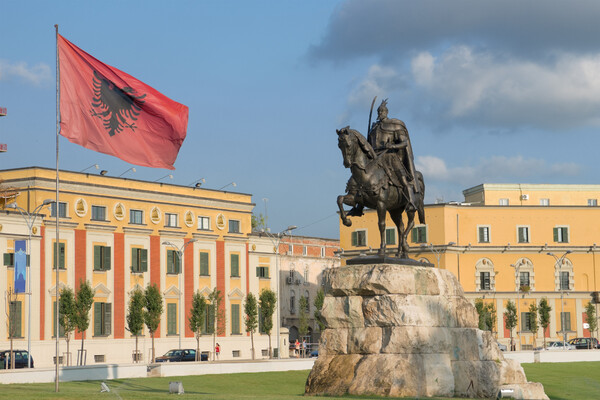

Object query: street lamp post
[420,242,455,268]
[261,225,297,359]
[6,199,55,368]
[510,262,523,351]
[547,250,572,346]
[162,239,197,349]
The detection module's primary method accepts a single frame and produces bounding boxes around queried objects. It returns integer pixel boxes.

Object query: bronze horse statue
[336,126,425,258]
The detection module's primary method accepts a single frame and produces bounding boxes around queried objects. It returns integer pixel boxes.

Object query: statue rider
[367,99,420,208]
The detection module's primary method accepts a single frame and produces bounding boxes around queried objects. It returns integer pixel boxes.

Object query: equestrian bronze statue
[337,99,425,259]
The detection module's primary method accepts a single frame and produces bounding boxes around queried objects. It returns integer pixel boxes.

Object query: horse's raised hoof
[343,219,352,227]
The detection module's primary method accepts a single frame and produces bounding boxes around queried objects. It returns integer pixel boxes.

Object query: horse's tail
[416,171,425,224]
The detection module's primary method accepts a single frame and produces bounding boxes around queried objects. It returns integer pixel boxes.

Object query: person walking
[294,339,300,358]
[215,343,221,360]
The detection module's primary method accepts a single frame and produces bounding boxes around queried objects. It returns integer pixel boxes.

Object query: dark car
[0,350,34,369]
[568,337,600,350]
[155,349,207,362]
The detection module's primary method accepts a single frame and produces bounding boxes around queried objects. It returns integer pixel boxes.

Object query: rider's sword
[367,96,377,136]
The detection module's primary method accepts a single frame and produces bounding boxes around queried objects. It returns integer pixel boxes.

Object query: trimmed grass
[1,362,599,399]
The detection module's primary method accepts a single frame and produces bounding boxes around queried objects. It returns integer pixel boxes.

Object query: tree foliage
[126,288,145,363]
[299,296,309,338]
[313,289,326,332]
[528,302,539,341]
[59,287,77,365]
[585,301,597,342]
[538,298,552,348]
[259,288,277,358]
[143,283,163,363]
[474,299,496,333]
[189,291,206,360]
[504,300,518,349]
[244,292,258,360]
[74,280,95,365]
[251,213,268,232]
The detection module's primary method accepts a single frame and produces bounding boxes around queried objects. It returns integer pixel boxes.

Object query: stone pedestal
[305,263,548,399]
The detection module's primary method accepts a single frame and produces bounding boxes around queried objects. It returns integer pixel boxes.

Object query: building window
[540,198,550,206]
[229,219,240,233]
[589,199,598,206]
[521,312,532,332]
[50,202,67,218]
[93,302,112,336]
[290,291,296,314]
[517,226,529,243]
[165,213,178,227]
[167,303,177,335]
[411,226,427,244]
[198,216,210,230]
[230,253,240,277]
[520,271,530,288]
[304,290,310,312]
[53,242,66,270]
[231,304,240,335]
[288,244,294,254]
[93,245,112,271]
[560,312,571,332]
[91,205,106,221]
[321,247,325,258]
[480,272,491,290]
[131,248,148,273]
[304,267,309,283]
[560,271,570,290]
[386,228,396,245]
[9,301,22,338]
[166,250,181,274]
[130,209,143,225]
[553,226,569,243]
[200,252,209,276]
[302,246,307,256]
[499,198,509,206]
[478,226,490,243]
[351,230,366,247]
[256,266,269,278]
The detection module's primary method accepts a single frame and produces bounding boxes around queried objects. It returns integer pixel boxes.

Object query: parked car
[496,342,507,351]
[568,337,600,350]
[544,341,575,351]
[0,350,34,369]
[155,349,207,362]
[310,349,319,358]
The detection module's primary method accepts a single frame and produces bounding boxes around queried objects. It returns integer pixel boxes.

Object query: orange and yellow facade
[340,183,600,350]
[0,167,288,366]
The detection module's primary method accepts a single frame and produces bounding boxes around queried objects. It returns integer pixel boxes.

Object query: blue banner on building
[14,240,26,293]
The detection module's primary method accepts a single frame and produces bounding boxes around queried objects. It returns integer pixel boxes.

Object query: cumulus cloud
[0,60,51,85]
[416,155,581,187]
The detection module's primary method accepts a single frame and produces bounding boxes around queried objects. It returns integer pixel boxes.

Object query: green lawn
[1,362,598,399]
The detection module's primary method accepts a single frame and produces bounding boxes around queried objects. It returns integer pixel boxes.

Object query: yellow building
[0,166,289,366]
[340,183,600,350]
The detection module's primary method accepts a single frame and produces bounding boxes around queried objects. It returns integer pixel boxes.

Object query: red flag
[57,34,189,170]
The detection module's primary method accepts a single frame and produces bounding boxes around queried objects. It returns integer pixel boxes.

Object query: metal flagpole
[54,24,61,393]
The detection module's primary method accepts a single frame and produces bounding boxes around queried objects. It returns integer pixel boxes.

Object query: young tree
[244,292,258,360]
[58,287,77,366]
[251,213,268,232]
[474,299,496,333]
[144,283,163,363]
[299,296,309,337]
[189,291,206,361]
[485,302,497,336]
[74,280,95,366]
[528,302,539,348]
[504,300,518,351]
[538,298,552,349]
[259,288,277,358]
[207,288,224,361]
[313,288,326,332]
[126,288,145,363]
[475,299,488,330]
[5,288,19,369]
[585,301,597,347]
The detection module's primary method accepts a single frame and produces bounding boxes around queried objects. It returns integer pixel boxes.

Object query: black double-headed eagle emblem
[90,70,147,136]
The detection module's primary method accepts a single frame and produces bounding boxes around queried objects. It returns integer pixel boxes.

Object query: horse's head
[337,126,354,168]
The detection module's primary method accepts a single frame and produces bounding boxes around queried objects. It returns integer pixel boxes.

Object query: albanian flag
[57,34,189,170]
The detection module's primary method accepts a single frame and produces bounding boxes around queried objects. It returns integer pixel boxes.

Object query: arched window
[555,257,574,291]
[475,258,496,292]
[304,290,310,313]
[513,258,534,292]
[290,290,296,314]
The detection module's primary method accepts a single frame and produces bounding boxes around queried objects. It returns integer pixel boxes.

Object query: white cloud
[0,60,51,85]
[416,155,581,186]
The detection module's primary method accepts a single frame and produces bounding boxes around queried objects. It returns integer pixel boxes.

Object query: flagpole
[54,24,61,393]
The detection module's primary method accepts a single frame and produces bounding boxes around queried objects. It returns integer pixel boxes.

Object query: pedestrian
[302,339,307,358]
[215,343,220,360]
[295,339,300,357]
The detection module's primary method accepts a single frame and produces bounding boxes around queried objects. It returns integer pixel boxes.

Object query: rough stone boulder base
[305,263,548,399]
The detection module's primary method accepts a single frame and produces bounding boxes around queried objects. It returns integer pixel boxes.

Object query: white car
[545,341,576,351]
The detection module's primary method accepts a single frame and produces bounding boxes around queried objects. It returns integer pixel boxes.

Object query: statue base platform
[346,255,433,267]
[305,263,548,399]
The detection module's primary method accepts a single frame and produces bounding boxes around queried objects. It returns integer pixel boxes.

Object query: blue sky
[2,1,600,239]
